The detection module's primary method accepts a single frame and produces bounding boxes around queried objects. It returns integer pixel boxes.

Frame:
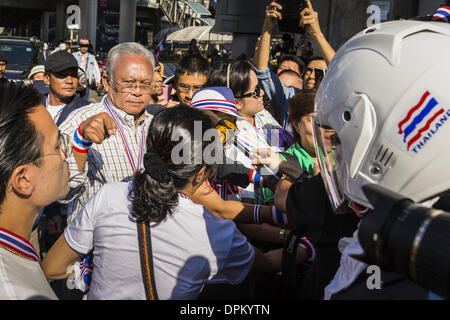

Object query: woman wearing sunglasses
[207,60,292,204]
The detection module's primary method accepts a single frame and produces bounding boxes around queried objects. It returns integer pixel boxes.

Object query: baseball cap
[191,87,244,119]
[0,51,7,63]
[45,51,82,74]
[28,65,45,80]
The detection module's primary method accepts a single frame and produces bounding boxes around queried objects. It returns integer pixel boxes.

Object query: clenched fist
[79,112,118,144]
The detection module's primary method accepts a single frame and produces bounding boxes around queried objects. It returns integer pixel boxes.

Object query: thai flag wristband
[298,237,316,263]
[253,205,261,224]
[249,169,264,187]
[271,206,289,225]
[72,122,93,153]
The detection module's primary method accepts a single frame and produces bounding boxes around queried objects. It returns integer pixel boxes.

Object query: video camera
[359,184,450,299]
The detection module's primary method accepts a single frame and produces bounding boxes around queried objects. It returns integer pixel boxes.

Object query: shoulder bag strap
[282,230,300,298]
[137,221,159,300]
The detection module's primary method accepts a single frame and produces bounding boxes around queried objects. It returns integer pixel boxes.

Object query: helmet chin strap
[348,200,369,218]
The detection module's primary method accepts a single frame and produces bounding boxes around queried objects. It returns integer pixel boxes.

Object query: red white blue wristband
[298,237,316,263]
[72,122,93,153]
[253,205,261,224]
[271,206,289,225]
[249,169,264,187]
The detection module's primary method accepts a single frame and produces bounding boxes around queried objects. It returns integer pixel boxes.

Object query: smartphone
[276,0,307,34]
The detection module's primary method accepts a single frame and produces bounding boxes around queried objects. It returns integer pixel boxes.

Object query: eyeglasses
[177,83,204,93]
[235,84,262,99]
[40,132,72,160]
[304,67,327,78]
[110,78,153,94]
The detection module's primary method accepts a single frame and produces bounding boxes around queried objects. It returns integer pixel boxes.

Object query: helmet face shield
[312,119,349,213]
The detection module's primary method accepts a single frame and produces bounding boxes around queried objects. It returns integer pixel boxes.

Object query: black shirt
[286,174,360,299]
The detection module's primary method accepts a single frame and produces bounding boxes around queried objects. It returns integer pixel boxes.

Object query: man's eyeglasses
[110,78,153,94]
[235,84,262,99]
[177,83,204,93]
[40,132,72,160]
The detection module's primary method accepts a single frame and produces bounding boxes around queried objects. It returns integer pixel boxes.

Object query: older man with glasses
[59,42,155,224]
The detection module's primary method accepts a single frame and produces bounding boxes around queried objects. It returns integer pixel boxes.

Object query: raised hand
[300,0,322,37]
[264,1,283,31]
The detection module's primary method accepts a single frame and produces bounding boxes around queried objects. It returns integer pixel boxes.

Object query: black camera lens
[359,184,450,299]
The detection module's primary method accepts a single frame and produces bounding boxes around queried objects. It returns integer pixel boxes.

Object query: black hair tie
[143,151,169,183]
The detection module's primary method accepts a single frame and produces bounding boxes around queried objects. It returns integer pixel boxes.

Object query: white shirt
[64,181,255,300]
[80,53,88,71]
[0,228,57,300]
[46,103,66,123]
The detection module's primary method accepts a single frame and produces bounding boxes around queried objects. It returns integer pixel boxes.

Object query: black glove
[216,160,252,188]
[279,152,306,182]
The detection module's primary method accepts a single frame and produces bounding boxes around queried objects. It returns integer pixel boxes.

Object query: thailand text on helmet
[312,20,450,212]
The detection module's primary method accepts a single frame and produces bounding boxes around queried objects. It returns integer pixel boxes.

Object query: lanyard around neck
[103,98,146,173]
[46,95,66,122]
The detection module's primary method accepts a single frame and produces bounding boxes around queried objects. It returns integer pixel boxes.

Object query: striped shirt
[236,108,285,153]
[234,109,285,204]
[59,95,153,223]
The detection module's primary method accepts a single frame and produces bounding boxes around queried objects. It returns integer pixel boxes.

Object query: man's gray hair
[106,42,155,81]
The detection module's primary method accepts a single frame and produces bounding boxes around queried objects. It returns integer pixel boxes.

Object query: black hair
[0,51,7,64]
[175,55,210,80]
[306,55,325,66]
[288,89,316,146]
[130,105,216,223]
[0,82,43,204]
[206,59,253,98]
[278,69,302,79]
[278,54,305,74]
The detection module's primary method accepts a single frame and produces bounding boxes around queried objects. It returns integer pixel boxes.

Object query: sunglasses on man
[305,67,327,79]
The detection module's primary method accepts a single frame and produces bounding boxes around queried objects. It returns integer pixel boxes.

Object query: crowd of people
[0,0,449,301]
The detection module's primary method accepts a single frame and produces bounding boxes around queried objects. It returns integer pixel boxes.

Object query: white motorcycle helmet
[313,20,450,213]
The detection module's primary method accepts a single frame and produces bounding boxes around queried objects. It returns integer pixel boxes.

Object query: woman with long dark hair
[42,106,300,299]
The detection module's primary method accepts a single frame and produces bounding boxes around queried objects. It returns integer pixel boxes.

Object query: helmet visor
[312,119,349,213]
